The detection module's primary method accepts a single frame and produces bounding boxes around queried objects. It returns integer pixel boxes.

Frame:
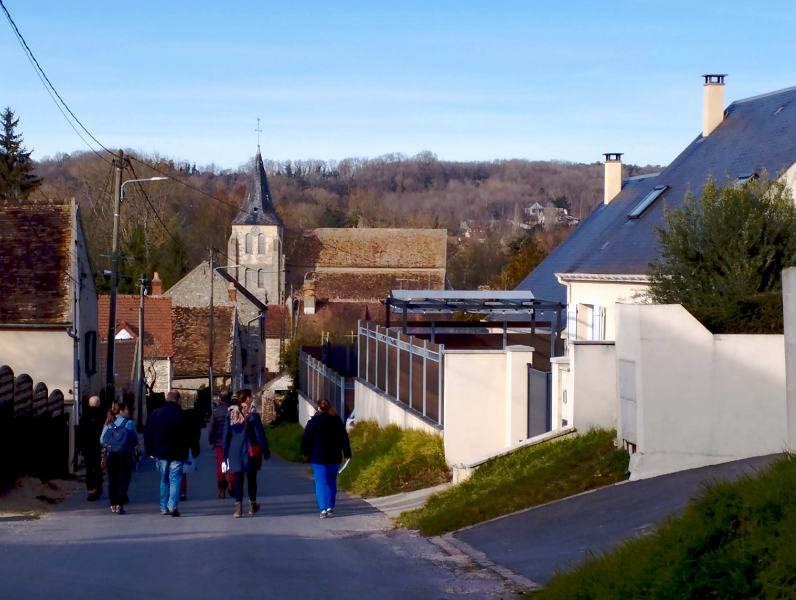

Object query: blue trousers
[156,459,184,511]
[311,463,339,511]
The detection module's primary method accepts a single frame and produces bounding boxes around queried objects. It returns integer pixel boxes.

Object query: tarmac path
[0,437,513,600]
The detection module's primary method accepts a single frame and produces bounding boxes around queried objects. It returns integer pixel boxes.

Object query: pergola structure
[384,290,566,358]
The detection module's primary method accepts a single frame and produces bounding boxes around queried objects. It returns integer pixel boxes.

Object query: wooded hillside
[32,150,660,292]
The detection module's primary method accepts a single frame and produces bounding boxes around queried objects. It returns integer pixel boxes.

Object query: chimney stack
[150,271,162,295]
[303,279,316,315]
[227,281,237,303]
[603,153,623,204]
[702,74,726,137]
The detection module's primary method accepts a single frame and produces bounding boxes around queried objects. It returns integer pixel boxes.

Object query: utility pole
[105,149,124,402]
[136,276,146,429]
[208,248,215,403]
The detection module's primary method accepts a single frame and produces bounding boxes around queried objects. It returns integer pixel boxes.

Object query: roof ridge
[731,84,796,105]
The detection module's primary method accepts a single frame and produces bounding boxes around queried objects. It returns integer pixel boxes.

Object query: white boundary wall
[354,379,440,435]
[298,391,316,427]
[616,303,788,480]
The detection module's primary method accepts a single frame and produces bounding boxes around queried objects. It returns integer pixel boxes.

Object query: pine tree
[0,108,42,202]
[648,174,796,333]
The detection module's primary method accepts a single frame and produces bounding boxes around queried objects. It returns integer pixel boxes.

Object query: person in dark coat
[301,399,352,519]
[144,390,199,517]
[208,389,236,497]
[222,389,269,518]
[78,395,105,501]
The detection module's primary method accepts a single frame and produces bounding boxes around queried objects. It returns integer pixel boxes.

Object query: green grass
[397,429,629,536]
[263,422,305,462]
[525,453,796,600]
[337,420,450,498]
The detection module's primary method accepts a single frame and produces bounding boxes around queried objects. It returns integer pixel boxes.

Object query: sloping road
[0,439,513,600]
[454,454,778,585]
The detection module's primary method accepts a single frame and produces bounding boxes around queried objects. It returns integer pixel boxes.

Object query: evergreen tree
[0,108,42,202]
[648,174,796,333]
[158,230,189,291]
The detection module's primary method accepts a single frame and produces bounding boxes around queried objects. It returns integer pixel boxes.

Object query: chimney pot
[227,281,237,303]
[150,271,162,295]
[702,74,727,137]
[603,153,623,204]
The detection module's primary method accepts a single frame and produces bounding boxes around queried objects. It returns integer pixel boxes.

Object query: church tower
[227,149,283,305]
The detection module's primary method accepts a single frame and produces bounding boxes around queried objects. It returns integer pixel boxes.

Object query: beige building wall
[564,279,649,341]
[0,329,74,395]
[616,303,787,481]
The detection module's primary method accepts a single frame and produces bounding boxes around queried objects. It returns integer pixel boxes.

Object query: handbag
[182,449,198,474]
[247,420,261,457]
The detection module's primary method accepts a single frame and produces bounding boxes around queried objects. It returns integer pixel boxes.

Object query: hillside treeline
[33,150,660,292]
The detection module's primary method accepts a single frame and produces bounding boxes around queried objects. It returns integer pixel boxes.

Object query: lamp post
[104,159,168,406]
[209,261,243,403]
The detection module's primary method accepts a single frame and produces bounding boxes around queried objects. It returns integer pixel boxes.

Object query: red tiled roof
[98,339,137,392]
[98,295,173,358]
[264,304,288,337]
[0,201,72,325]
[172,305,233,378]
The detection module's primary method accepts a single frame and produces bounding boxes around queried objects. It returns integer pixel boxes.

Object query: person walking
[301,399,351,519]
[222,389,270,518]
[99,401,139,515]
[209,389,236,498]
[179,402,204,501]
[144,390,199,517]
[78,395,105,501]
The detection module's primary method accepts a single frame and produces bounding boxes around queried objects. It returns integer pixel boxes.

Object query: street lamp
[104,153,169,409]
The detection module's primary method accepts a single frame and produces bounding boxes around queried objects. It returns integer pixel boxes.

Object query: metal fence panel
[398,333,411,405]
[528,366,552,437]
[425,358,440,423]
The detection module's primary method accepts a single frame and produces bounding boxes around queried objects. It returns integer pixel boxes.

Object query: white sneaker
[326,508,333,517]
[319,509,327,519]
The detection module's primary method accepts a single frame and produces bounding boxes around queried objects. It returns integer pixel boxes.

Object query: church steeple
[232,149,282,226]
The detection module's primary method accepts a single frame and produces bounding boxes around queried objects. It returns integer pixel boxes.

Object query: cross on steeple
[255,118,262,150]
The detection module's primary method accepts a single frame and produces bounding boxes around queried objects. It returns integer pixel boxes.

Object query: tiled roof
[98,295,173,358]
[172,305,234,377]
[264,304,288,337]
[0,200,72,325]
[517,84,796,302]
[98,338,137,392]
[312,271,446,301]
[288,228,447,269]
[232,149,282,227]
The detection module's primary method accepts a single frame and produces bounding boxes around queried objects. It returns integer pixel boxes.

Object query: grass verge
[526,453,796,599]
[397,428,628,536]
[263,422,305,462]
[338,420,450,498]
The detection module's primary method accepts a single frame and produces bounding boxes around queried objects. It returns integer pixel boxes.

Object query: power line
[126,160,181,247]
[0,0,114,164]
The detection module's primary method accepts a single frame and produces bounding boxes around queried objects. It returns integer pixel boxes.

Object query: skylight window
[734,172,757,187]
[628,185,668,219]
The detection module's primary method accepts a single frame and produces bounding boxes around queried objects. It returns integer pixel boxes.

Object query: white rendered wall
[550,356,572,430]
[353,379,439,435]
[0,329,73,395]
[781,268,796,448]
[571,342,617,432]
[616,303,786,480]
[567,280,648,341]
[298,391,316,427]
[505,347,533,445]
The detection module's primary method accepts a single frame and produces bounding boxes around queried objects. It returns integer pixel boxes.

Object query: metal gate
[528,366,552,438]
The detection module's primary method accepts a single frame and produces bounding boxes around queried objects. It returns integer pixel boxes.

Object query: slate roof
[97,295,173,358]
[0,200,72,325]
[517,84,796,303]
[172,305,234,377]
[232,149,282,227]
[288,228,447,269]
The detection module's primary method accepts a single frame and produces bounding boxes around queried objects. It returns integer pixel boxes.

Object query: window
[84,331,97,375]
[245,234,252,254]
[245,269,253,288]
[628,185,669,219]
[258,269,265,288]
[734,172,757,187]
[258,234,265,254]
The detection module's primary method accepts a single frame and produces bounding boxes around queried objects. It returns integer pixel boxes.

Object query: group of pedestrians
[77,388,351,520]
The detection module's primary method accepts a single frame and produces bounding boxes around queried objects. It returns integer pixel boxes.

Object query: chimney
[702,74,726,136]
[227,281,237,303]
[303,279,316,315]
[150,272,162,295]
[603,153,623,204]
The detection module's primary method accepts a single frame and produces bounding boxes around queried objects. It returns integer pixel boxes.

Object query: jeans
[311,463,339,511]
[156,459,184,511]
[107,452,133,507]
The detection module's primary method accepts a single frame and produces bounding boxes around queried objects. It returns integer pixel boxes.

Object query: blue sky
[2,0,796,169]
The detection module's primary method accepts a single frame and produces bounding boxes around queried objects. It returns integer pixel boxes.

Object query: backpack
[103,419,131,453]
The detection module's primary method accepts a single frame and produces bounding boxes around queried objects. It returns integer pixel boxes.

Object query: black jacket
[78,406,106,453]
[144,402,200,461]
[301,411,351,465]
[208,400,234,447]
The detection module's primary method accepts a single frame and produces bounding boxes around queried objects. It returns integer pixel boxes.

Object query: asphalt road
[455,454,779,584]
[0,438,512,600]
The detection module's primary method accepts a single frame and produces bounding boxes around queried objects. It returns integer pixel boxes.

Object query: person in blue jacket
[222,389,270,518]
[99,401,139,515]
[301,399,351,519]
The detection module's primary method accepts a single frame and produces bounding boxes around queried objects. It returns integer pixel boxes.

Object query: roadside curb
[430,533,541,591]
